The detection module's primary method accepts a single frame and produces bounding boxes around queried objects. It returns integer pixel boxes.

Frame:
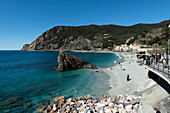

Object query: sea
[0,50,119,112]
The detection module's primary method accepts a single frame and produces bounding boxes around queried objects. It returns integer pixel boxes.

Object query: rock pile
[38,94,141,113]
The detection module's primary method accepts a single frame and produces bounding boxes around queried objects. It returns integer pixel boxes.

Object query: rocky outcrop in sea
[56,51,97,71]
[37,94,141,113]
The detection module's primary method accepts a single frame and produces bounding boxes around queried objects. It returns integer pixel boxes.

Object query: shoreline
[105,52,125,90]
[102,52,148,96]
[102,52,126,96]
[20,49,116,53]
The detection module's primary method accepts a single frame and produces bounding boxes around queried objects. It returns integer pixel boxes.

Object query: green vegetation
[48,20,169,48]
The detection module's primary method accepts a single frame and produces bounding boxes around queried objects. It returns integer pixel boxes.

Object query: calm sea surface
[0,51,119,112]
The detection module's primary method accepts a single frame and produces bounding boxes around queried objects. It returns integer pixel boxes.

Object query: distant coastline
[21,49,116,53]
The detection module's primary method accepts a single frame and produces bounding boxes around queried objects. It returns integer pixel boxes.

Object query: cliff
[21,20,169,51]
[59,36,94,51]
[56,51,97,71]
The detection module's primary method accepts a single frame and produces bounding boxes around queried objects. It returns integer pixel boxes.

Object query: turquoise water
[0,51,119,112]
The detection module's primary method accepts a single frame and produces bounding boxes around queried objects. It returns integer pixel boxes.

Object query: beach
[103,52,149,96]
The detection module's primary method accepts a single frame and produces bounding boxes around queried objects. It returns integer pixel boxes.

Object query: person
[150,56,153,64]
[146,55,150,65]
[161,54,164,63]
[127,74,130,81]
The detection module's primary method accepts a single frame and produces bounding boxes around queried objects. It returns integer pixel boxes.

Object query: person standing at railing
[146,55,150,66]
[156,56,159,63]
[150,55,153,65]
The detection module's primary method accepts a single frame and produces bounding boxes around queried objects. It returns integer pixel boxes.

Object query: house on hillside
[114,46,121,51]
[123,46,130,51]
[130,44,142,51]
[120,44,127,51]
[114,44,131,51]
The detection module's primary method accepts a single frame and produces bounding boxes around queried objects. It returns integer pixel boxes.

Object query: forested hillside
[21,20,169,51]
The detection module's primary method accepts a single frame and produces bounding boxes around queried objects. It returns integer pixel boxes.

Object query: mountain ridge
[21,20,169,51]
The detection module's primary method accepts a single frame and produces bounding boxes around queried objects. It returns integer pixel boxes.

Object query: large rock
[56,51,97,71]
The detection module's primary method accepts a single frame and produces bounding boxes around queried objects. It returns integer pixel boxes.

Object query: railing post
[168,65,170,79]
[163,63,164,74]
[168,65,169,76]
[158,61,159,70]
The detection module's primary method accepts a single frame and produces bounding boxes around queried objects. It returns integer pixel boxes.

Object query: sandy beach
[103,52,149,96]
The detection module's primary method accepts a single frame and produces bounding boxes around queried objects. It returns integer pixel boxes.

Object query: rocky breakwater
[37,94,141,113]
[56,51,97,71]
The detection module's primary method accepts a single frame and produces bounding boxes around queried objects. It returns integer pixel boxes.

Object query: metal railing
[147,60,170,80]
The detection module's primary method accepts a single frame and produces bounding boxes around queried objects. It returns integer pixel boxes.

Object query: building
[114,46,121,51]
[123,46,131,51]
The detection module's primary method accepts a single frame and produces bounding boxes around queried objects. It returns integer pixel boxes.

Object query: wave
[115,53,121,60]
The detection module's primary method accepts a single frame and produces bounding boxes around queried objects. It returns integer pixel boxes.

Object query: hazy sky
[0,0,169,50]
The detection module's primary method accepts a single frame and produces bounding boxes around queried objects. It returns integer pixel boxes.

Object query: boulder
[58,99,65,105]
[54,96,65,103]
[65,106,70,113]
[56,51,97,71]
[73,110,77,113]
[46,105,52,111]
[50,104,57,113]
[38,108,44,113]
[66,98,72,105]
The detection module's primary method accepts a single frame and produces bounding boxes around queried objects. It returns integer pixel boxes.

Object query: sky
[0,0,169,50]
